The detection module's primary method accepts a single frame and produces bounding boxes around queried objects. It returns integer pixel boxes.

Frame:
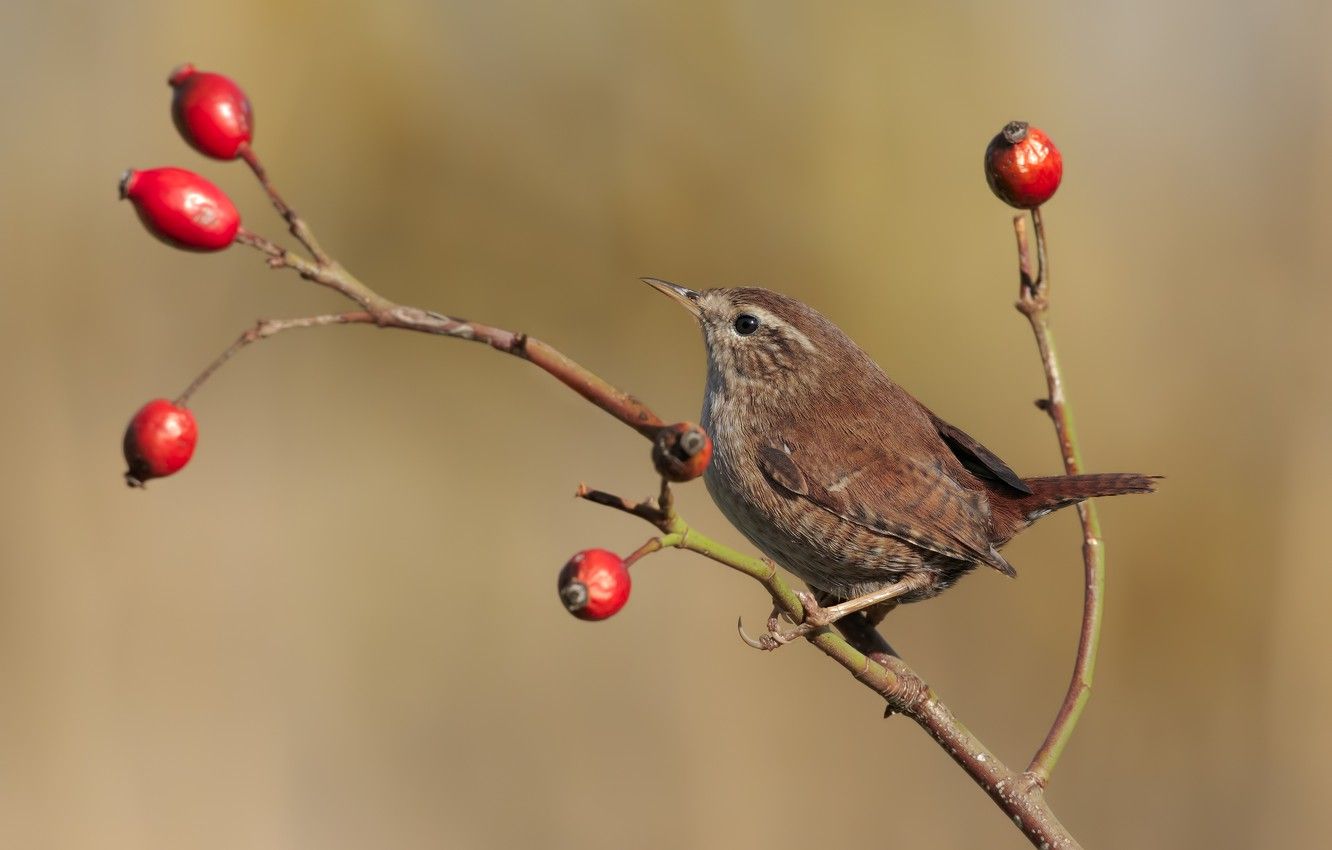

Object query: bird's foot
[737,606,797,651]
[737,594,838,650]
[738,577,930,651]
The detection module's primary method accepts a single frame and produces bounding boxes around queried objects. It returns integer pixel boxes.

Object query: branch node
[1019,771,1049,794]
[878,663,929,713]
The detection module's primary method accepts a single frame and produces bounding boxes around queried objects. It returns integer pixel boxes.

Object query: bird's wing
[926,410,1031,495]
[757,440,1016,576]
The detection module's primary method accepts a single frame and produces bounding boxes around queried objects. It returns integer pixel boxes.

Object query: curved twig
[1014,210,1108,788]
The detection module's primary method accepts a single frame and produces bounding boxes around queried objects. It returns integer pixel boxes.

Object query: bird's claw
[736,623,798,651]
[736,595,834,651]
[737,617,782,651]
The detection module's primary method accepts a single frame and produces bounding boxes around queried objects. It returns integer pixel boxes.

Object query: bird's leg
[863,599,901,629]
[808,587,897,627]
[750,575,931,648]
[804,576,930,627]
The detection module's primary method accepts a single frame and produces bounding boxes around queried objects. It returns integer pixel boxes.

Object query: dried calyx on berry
[984,121,1063,209]
[169,63,253,160]
[651,422,714,483]
[557,549,631,621]
[120,167,240,251]
[123,399,198,487]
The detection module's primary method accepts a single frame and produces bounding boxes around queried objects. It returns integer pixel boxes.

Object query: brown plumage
[646,280,1156,607]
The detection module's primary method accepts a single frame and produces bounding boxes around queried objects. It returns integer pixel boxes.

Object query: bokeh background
[3,2,1328,848]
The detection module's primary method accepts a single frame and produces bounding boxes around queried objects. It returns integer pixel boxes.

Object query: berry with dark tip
[123,399,198,487]
[984,121,1062,209]
[558,549,630,620]
[652,422,713,483]
[120,167,240,251]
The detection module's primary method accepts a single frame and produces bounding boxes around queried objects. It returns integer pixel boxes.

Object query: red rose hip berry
[984,121,1063,209]
[123,399,198,487]
[120,167,240,251]
[558,549,631,621]
[651,422,713,483]
[169,64,253,159]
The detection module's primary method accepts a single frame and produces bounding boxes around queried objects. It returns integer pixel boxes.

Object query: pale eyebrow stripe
[742,306,818,353]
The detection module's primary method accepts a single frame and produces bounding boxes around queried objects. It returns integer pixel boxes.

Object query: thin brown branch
[830,614,1075,844]
[239,144,331,266]
[574,484,669,528]
[1033,206,1051,292]
[1013,214,1038,294]
[517,336,666,440]
[233,227,287,263]
[623,535,673,567]
[234,227,395,314]
[1015,209,1107,788]
[226,152,667,438]
[175,312,373,405]
[226,231,665,439]
[899,659,1077,848]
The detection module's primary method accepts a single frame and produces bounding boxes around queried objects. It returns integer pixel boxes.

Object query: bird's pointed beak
[641,277,702,318]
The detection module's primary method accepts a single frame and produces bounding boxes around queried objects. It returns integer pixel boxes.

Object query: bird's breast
[700,387,838,586]
[699,384,764,522]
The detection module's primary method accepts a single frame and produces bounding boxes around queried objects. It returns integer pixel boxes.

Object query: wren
[645,279,1155,620]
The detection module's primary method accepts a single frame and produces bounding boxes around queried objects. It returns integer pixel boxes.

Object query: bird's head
[643,279,855,390]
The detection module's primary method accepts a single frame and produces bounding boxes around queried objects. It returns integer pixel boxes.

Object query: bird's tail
[1016,473,1159,522]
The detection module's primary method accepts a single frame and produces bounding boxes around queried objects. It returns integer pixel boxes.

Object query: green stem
[665,518,806,618]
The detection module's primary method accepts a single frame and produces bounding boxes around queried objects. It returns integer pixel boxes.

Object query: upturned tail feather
[979,472,1157,578]
[1018,473,1159,521]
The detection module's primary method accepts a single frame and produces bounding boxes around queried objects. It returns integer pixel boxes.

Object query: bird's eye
[733,313,760,335]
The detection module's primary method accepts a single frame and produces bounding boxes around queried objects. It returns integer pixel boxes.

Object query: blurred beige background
[2,1,1328,848]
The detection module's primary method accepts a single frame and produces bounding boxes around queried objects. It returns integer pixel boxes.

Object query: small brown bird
[646,279,1155,625]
